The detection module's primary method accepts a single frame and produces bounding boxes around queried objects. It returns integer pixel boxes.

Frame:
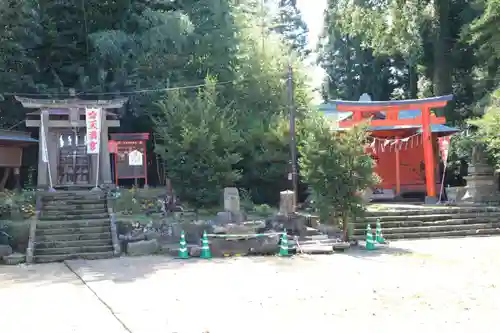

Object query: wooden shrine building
[319,94,456,203]
[18,97,128,190]
[0,129,38,190]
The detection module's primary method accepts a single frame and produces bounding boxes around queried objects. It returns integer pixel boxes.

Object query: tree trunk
[433,0,453,117]
[0,168,11,190]
[408,62,418,99]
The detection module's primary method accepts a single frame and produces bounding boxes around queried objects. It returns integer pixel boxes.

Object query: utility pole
[287,62,298,207]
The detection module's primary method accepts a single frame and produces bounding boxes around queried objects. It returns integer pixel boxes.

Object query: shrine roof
[367,124,458,134]
[110,132,150,141]
[0,130,38,143]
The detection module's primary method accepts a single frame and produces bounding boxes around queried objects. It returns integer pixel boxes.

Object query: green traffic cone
[278,232,290,256]
[365,224,375,250]
[375,219,386,244]
[200,231,212,259]
[178,231,189,259]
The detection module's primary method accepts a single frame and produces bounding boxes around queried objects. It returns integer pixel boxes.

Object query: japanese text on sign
[85,107,102,154]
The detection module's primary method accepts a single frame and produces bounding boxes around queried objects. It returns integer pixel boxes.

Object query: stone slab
[126,239,159,256]
[3,253,25,265]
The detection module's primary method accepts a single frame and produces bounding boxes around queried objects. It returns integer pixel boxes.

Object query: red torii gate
[331,95,453,203]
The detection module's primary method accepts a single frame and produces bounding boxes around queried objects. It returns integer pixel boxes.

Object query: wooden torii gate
[330,94,453,203]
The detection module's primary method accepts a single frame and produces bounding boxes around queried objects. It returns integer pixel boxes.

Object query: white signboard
[40,110,49,163]
[128,149,143,166]
[85,107,102,154]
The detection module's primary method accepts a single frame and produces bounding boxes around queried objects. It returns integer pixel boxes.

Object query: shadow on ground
[64,242,421,284]
[0,240,431,286]
[65,255,251,283]
[345,244,415,259]
[0,262,81,287]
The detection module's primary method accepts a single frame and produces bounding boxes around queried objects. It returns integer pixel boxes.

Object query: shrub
[299,115,378,238]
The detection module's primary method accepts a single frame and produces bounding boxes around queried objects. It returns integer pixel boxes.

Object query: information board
[115,140,146,179]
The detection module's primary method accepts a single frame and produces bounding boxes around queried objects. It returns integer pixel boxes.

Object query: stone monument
[216,187,244,224]
[224,187,240,213]
[279,190,296,215]
[460,145,500,204]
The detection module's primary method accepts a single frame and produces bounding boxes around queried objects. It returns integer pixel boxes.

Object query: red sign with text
[85,107,102,154]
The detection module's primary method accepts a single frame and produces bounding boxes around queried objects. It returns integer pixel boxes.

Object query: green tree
[152,79,242,208]
[469,88,500,167]
[299,115,377,238]
[272,0,309,58]
[317,0,403,101]
[0,0,42,127]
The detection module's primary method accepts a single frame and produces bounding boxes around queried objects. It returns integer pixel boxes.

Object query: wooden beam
[26,119,121,128]
[16,96,128,109]
[339,117,446,128]
[336,102,449,113]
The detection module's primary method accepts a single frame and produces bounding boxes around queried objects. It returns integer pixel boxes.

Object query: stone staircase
[33,190,115,263]
[352,206,500,240]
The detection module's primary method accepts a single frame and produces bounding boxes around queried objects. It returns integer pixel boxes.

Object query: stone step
[42,198,106,206]
[353,222,500,235]
[353,217,500,229]
[34,251,114,263]
[41,190,106,199]
[39,212,109,221]
[364,207,500,217]
[35,245,113,255]
[35,232,112,242]
[43,203,107,211]
[351,227,500,240]
[35,225,110,235]
[36,219,110,229]
[362,212,500,222]
[35,239,112,249]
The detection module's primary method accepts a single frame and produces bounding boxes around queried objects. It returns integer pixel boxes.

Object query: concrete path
[2,237,500,332]
[0,262,128,333]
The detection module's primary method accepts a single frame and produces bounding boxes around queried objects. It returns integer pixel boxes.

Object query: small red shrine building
[319,94,456,203]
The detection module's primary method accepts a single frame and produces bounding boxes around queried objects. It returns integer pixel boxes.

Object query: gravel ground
[2,237,500,332]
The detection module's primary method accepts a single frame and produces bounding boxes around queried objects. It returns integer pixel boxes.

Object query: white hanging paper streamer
[402,137,410,150]
[368,133,425,154]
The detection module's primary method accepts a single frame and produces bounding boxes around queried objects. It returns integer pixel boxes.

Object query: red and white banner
[86,107,102,154]
[438,136,451,163]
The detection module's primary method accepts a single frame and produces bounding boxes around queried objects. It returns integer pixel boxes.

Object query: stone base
[215,211,245,224]
[425,196,438,204]
[461,174,500,204]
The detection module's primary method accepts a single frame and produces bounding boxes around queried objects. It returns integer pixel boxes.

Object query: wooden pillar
[13,167,21,191]
[100,118,112,185]
[421,107,437,203]
[353,111,362,122]
[48,130,58,187]
[395,141,401,195]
